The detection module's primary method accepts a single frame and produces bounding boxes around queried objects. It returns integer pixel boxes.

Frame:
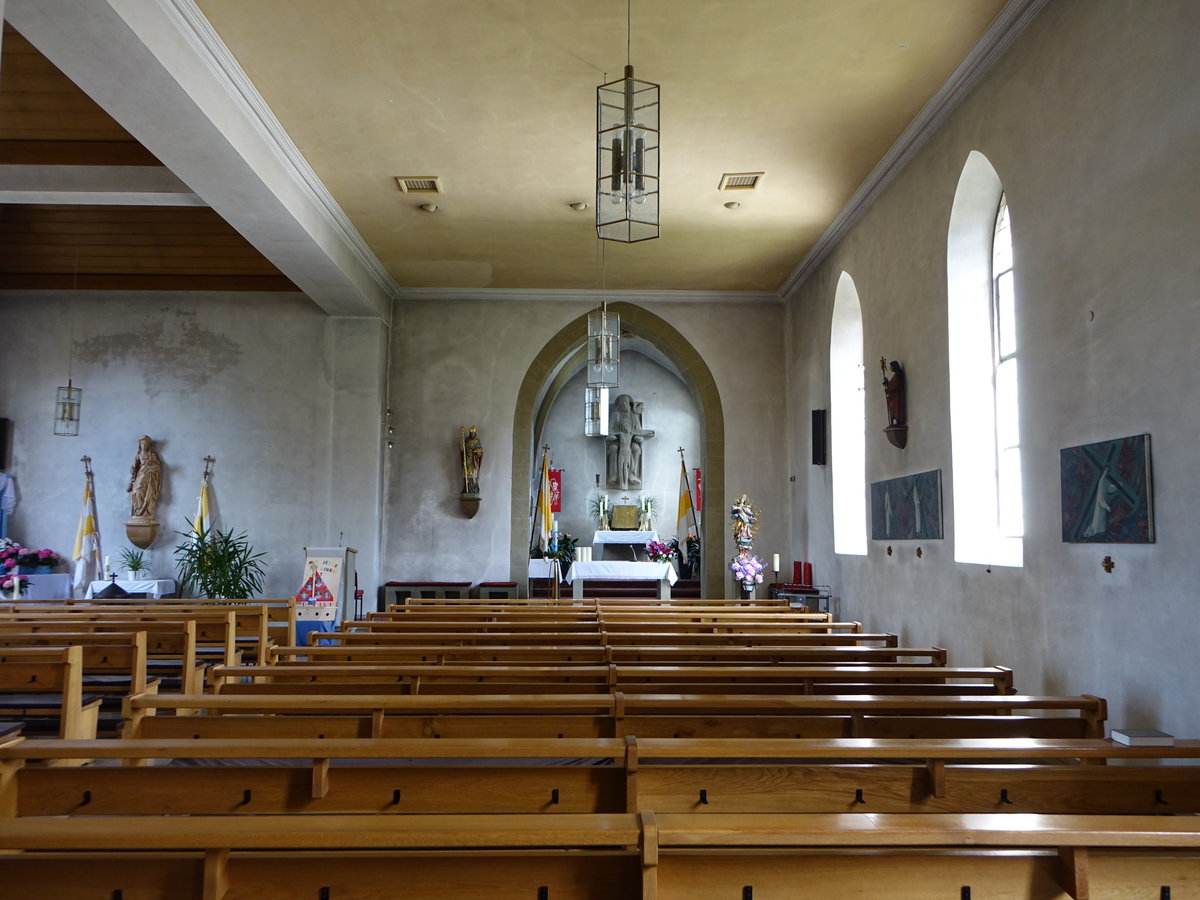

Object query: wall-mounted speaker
[811,409,827,466]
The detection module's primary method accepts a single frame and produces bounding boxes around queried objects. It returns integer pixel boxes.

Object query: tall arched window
[947,152,1023,566]
[830,271,866,555]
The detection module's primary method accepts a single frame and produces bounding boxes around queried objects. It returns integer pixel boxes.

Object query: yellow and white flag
[72,474,102,591]
[193,475,211,536]
[676,458,695,539]
[536,450,553,550]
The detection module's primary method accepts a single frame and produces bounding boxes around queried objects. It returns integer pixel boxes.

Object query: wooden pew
[272,643,950,666]
[209,662,1015,696]
[0,646,101,745]
[1,808,1199,899]
[4,735,1199,818]
[123,691,1108,741]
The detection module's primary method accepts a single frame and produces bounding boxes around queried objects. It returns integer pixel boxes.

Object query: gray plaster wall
[540,352,703,551]
[0,291,386,601]
[787,0,1200,734]
[382,298,787,591]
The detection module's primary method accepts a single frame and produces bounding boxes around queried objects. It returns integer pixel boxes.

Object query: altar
[85,578,177,599]
[592,530,658,560]
[564,560,677,600]
[17,572,73,600]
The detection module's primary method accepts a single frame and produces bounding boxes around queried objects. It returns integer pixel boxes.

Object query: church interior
[0,1,1198,895]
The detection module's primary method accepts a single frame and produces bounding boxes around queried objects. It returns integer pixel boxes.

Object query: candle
[773,553,780,572]
[11,575,19,600]
[104,555,111,574]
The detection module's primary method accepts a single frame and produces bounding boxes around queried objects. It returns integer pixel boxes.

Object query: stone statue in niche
[606,393,655,490]
[460,426,483,495]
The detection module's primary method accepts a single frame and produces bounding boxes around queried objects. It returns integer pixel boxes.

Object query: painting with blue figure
[871,470,943,540]
[1060,434,1153,543]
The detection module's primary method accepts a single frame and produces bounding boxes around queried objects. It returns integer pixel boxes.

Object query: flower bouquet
[645,540,677,563]
[0,572,29,597]
[730,553,765,591]
[0,543,61,574]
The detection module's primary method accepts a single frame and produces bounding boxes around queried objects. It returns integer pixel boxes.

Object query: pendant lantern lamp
[586,305,620,389]
[596,0,659,242]
[584,385,610,437]
[54,380,82,436]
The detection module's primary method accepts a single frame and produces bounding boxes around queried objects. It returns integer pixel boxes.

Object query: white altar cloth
[592,530,658,545]
[565,560,676,600]
[85,578,177,599]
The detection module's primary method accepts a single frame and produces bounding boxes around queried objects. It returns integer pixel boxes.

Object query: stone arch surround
[509,303,726,598]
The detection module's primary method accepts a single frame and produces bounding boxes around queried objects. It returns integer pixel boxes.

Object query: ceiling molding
[778,0,1050,303]
[393,288,781,305]
[156,0,400,302]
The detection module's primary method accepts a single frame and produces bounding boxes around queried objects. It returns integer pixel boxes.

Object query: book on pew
[1110,727,1175,746]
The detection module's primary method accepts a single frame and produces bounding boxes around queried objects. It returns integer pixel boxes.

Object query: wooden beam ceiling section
[0,22,297,292]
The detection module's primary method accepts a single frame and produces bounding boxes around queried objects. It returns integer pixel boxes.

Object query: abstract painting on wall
[1060,434,1153,543]
[870,469,943,540]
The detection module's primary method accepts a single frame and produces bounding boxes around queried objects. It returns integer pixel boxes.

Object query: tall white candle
[773,553,781,572]
[11,575,19,600]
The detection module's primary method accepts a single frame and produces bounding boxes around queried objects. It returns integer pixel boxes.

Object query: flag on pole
[193,475,211,536]
[72,473,102,592]
[536,450,553,550]
[676,458,695,539]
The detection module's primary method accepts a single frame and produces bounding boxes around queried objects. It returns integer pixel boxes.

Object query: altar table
[591,530,658,560]
[85,578,177,599]
[564,560,677,600]
[17,573,73,600]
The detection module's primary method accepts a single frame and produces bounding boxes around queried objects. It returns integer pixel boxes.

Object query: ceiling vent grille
[396,176,443,194]
[718,172,765,191]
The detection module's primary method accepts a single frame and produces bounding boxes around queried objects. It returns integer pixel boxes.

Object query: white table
[18,573,73,600]
[592,530,659,560]
[565,560,677,600]
[85,578,177,599]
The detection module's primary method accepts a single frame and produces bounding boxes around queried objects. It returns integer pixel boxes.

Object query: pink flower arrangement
[645,540,677,563]
[0,544,62,571]
[730,553,765,587]
[0,573,28,595]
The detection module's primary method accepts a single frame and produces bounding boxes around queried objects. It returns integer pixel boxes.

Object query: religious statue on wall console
[125,435,162,548]
[459,425,483,518]
[606,393,655,490]
[881,358,908,449]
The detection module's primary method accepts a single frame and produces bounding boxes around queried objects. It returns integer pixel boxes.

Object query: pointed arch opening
[510,303,726,597]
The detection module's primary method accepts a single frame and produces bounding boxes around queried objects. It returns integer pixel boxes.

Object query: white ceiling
[3,0,1045,313]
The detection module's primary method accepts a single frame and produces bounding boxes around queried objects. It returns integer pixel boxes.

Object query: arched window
[947,152,1023,566]
[830,271,866,555]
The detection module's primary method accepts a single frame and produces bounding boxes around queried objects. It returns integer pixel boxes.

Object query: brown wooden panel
[0,205,299,291]
[0,24,155,152]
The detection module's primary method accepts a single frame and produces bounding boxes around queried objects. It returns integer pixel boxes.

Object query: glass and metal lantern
[54,380,82,436]
[586,307,620,388]
[596,65,659,243]
[584,386,610,437]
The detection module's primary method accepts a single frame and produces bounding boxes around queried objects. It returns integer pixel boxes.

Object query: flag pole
[528,444,550,556]
[677,447,700,536]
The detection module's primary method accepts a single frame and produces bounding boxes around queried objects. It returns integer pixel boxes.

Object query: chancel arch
[510,303,724,598]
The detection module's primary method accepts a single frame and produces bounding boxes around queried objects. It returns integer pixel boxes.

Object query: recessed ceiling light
[419,203,438,213]
[724,201,741,209]
[569,201,589,211]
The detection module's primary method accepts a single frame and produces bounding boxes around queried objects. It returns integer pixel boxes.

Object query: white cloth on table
[564,561,678,586]
[85,578,176,599]
[592,530,658,545]
[19,573,73,600]
[527,558,561,578]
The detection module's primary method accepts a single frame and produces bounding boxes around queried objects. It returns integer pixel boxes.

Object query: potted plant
[118,547,148,580]
[174,521,268,599]
[682,533,701,579]
[548,532,579,569]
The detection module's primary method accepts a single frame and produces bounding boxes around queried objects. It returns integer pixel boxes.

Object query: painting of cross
[1060,434,1154,543]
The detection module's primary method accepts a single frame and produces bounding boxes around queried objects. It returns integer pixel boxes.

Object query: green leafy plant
[548,532,578,568]
[118,547,147,576]
[174,521,268,599]
[587,494,610,526]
